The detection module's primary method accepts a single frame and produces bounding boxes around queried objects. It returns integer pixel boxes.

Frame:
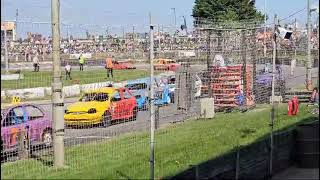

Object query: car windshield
[80,93,109,102]
[125,83,148,90]
[155,91,163,99]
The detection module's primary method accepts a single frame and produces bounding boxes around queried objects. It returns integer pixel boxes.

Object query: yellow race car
[64,87,137,127]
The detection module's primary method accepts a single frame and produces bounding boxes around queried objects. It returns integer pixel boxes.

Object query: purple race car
[1,104,52,152]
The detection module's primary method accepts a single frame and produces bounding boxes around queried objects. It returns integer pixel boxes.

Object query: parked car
[64,87,137,127]
[153,58,180,71]
[113,60,136,70]
[1,104,52,153]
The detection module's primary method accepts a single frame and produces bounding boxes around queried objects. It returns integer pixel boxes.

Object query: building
[1,22,16,42]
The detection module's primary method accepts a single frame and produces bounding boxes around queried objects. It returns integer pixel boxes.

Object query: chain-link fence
[1,17,319,179]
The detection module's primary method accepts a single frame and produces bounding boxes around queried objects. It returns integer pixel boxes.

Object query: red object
[112,60,136,70]
[110,88,137,120]
[288,100,293,116]
[292,96,299,115]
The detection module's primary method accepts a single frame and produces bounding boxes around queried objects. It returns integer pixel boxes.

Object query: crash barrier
[61,59,136,67]
[6,87,46,100]
[61,59,105,67]
[1,73,24,80]
[69,53,92,59]
[1,81,116,100]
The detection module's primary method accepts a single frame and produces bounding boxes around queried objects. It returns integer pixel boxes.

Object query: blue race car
[153,85,171,106]
[125,77,172,110]
[125,78,150,110]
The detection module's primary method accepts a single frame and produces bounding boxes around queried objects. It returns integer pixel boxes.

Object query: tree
[192,0,264,22]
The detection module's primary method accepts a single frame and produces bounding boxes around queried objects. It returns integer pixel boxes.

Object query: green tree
[192,0,265,22]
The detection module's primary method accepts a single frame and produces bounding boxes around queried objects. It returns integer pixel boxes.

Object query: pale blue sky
[1,0,319,38]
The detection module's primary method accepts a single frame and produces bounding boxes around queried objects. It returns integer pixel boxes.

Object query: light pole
[270,14,277,178]
[15,9,18,40]
[310,5,319,89]
[306,0,312,90]
[171,8,177,34]
[264,0,267,57]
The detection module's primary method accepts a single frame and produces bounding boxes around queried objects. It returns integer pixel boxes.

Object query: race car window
[123,90,132,99]
[93,93,109,102]
[155,91,163,99]
[168,76,175,84]
[25,105,44,120]
[125,83,148,90]
[111,91,121,102]
[80,93,96,102]
[3,107,24,127]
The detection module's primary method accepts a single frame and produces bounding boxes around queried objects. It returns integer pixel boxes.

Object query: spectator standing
[79,54,85,71]
[65,63,72,80]
[105,56,114,78]
[33,54,40,72]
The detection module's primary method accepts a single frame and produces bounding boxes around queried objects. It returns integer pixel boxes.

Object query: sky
[1,0,319,38]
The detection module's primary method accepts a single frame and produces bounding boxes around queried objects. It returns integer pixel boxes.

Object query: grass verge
[1,69,149,90]
[1,104,317,179]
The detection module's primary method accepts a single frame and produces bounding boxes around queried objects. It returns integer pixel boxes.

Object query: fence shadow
[166,116,318,180]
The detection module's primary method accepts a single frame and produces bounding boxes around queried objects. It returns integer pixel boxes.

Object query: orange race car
[153,58,180,71]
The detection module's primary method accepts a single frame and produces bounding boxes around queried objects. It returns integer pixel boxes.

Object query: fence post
[269,14,277,177]
[17,130,29,159]
[149,12,156,180]
[51,0,65,168]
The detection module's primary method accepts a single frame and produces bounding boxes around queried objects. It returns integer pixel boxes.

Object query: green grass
[1,69,149,90]
[1,104,317,179]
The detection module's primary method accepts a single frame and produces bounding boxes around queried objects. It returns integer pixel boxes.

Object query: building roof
[1,22,15,31]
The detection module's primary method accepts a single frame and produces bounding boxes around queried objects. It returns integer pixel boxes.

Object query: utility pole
[307,0,312,90]
[51,0,64,168]
[15,9,18,40]
[4,24,9,74]
[158,24,161,53]
[270,14,277,178]
[317,15,319,90]
[171,8,177,34]
[264,0,267,57]
[132,25,135,53]
[294,18,297,65]
[122,26,125,39]
[149,12,155,180]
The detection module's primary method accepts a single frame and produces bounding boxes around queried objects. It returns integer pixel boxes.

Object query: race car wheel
[102,111,112,127]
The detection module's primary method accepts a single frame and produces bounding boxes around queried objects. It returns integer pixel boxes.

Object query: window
[25,105,44,121]
[125,83,148,90]
[111,91,121,102]
[93,93,109,102]
[80,93,96,102]
[124,90,132,99]
[3,107,24,127]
